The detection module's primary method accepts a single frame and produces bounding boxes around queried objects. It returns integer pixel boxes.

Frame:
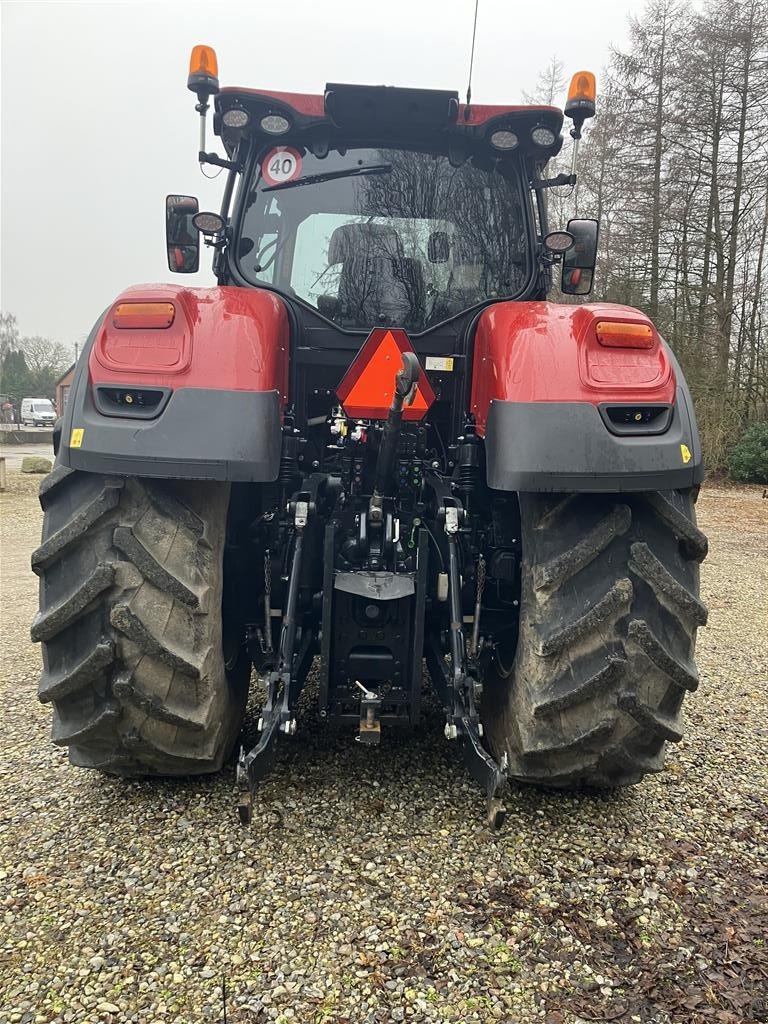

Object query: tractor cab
[168,57,599,448]
[219,83,563,327]
[171,52,598,324]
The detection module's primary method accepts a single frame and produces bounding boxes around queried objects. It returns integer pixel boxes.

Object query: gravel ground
[1,471,766,1024]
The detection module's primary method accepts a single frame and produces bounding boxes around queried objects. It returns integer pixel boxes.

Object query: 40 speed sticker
[261,147,302,186]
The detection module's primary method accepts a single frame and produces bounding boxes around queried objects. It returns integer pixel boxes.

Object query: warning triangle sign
[336,328,435,421]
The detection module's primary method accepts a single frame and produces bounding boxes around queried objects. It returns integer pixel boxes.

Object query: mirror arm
[199,151,240,171]
[530,173,577,191]
[540,253,562,267]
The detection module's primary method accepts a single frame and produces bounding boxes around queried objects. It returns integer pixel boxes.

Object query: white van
[21,397,56,427]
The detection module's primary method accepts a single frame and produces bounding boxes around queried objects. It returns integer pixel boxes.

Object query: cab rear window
[238,147,530,333]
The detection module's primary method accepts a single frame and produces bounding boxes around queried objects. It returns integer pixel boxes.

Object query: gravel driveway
[1,471,766,1024]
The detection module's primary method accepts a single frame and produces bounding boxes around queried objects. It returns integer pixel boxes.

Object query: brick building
[54,364,75,418]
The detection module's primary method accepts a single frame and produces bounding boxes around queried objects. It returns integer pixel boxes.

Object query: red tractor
[32,48,707,826]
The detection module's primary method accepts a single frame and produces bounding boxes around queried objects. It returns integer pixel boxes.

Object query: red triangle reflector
[336,328,435,421]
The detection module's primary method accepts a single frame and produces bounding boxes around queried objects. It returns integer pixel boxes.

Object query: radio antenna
[465,0,480,116]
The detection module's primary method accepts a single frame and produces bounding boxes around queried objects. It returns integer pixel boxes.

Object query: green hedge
[728,423,768,484]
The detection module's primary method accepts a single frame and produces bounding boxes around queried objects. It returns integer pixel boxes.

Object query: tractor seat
[328,223,425,329]
[328,222,404,264]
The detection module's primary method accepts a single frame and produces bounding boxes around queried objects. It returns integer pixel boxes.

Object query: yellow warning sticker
[70,428,84,448]
[425,356,454,372]
[680,443,691,464]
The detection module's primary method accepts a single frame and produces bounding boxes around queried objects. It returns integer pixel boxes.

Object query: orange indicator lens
[596,321,654,348]
[113,303,175,329]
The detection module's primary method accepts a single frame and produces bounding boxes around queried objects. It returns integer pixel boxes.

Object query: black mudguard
[58,315,282,482]
[484,349,704,493]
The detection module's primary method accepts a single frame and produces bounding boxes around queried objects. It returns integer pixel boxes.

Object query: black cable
[422,520,446,571]
[200,163,224,180]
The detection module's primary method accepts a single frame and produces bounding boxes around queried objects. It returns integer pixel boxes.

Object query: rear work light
[113,303,175,329]
[596,321,654,349]
[489,129,518,151]
[260,113,291,135]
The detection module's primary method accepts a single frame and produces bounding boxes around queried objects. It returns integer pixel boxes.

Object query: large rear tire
[31,468,250,776]
[483,489,708,788]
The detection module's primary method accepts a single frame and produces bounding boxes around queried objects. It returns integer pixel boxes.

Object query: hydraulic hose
[369,352,421,522]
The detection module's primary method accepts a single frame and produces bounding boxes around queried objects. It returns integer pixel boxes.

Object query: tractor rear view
[32,49,707,826]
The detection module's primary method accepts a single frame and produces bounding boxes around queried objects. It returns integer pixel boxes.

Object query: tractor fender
[470,301,703,491]
[59,285,289,481]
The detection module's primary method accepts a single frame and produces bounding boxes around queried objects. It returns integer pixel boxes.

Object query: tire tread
[484,488,707,789]
[31,470,246,776]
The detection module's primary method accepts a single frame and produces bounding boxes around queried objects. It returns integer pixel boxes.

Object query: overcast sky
[1,0,638,348]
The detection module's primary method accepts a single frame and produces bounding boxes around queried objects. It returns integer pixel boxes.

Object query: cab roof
[214,83,564,160]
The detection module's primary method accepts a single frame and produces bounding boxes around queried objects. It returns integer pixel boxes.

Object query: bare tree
[0,312,19,360]
[523,56,566,106]
[554,0,768,468]
[17,336,72,379]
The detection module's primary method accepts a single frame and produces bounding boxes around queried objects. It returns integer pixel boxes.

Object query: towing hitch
[355,681,382,745]
[236,358,507,831]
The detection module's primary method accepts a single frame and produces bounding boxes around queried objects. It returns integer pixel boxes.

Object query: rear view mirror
[428,230,450,264]
[166,194,200,273]
[561,218,599,295]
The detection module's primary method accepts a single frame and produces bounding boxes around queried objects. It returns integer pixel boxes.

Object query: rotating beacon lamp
[187,44,220,162]
[563,70,597,190]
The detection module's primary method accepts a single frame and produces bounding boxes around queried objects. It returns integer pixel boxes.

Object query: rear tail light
[94,386,170,418]
[600,403,672,435]
[596,321,654,348]
[113,303,175,329]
